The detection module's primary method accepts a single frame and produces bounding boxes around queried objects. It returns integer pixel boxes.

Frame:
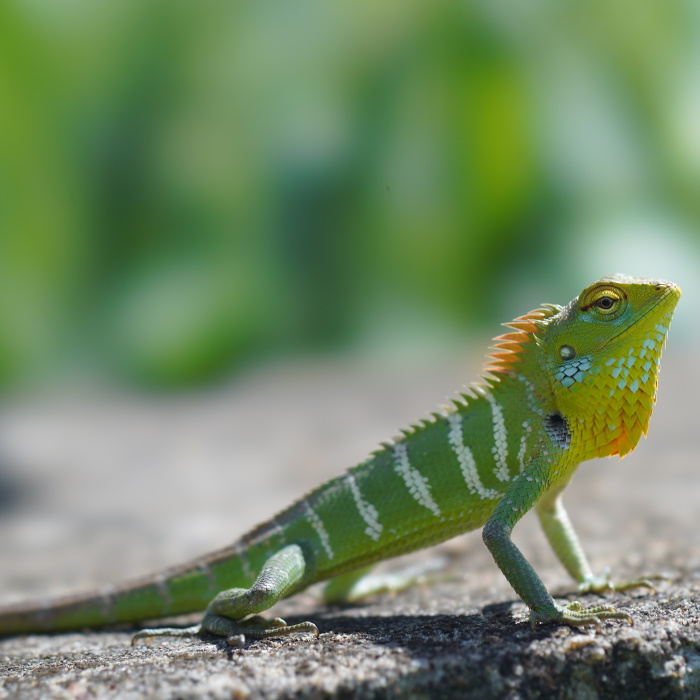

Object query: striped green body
[298,377,540,578]
[0,275,681,638]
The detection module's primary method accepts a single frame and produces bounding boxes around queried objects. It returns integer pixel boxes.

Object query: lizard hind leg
[204,544,319,644]
[133,544,318,646]
[323,557,448,604]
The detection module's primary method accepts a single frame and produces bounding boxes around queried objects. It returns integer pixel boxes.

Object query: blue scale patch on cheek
[554,355,594,388]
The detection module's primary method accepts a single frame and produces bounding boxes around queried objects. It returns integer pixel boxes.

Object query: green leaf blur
[0,0,697,388]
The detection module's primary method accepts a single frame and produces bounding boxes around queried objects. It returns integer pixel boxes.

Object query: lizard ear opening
[559,345,576,360]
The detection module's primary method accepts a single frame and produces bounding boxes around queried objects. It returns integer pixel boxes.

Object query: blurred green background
[1,0,698,390]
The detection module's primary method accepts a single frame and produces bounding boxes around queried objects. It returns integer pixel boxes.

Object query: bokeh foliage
[0,0,697,388]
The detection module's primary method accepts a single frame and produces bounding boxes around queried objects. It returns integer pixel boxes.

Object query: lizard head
[540,274,681,459]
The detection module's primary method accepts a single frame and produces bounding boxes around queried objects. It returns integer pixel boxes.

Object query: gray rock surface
[0,350,698,699]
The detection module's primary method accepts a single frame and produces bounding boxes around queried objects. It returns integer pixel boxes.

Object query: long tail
[0,541,253,635]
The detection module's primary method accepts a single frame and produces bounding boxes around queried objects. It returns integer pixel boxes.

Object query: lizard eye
[586,286,624,316]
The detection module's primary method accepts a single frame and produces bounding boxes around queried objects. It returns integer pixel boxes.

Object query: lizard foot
[202,612,319,646]
[131,624,201,646]
[131,614,319,646]
[577,571,667,595]
[529,601,633,631]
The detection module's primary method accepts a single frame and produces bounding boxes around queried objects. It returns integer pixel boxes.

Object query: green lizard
[0,274,680,644]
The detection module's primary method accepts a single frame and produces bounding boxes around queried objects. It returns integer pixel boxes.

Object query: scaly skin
[0,275,680,643]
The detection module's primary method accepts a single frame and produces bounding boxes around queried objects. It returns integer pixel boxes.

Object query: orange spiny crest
[490,341,523,353]
[485,305,561,375]
[502,321,538,332]
[494,332,529,342]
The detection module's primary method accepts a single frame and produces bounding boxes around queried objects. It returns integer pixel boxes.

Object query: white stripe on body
[304,502,334,560]
[152,573,172,608]
[392,442,442,518]
[345,472,383,541]
[270,516,287,544]
[517,420,531,472]
[484,393,510,481]
[98,586,118,620]
[446,413,502,500]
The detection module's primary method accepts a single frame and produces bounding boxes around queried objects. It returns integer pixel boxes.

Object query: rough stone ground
[0,349,697,699]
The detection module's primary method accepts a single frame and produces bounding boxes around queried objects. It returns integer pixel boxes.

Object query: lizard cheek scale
[0,275,681,643]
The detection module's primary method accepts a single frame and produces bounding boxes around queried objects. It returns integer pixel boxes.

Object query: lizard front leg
[536,487,656,595]
[133,544,318,646]
[482,461,632,628]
